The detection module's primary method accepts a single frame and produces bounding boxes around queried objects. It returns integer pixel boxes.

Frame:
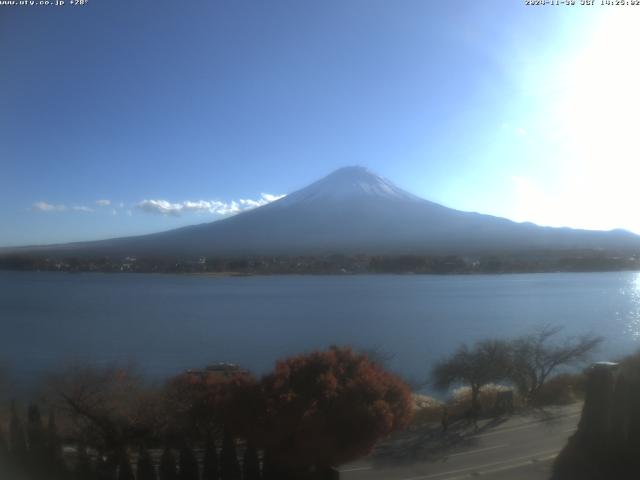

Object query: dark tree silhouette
[136,447,156,480]
[46,410,63,466]
[159,448,178,480]
[220,429,241,480]
[178,445,199,480]
[0,427,7,459]
[0,427,9,479]
[117,450,135,480]
[9,401,27,464]
[242,443,261,480]
[27,404,47,465]
[261,451,276,480]
[201,439,219,480]
[75,443,95,480]
[247,346,413,475]
[95,452,117,480]
[432,340,512,414]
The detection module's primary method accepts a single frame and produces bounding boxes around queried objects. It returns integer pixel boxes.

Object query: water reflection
[623,272,640,340]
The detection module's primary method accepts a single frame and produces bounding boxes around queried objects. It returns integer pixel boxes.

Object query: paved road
[339,404,582,480]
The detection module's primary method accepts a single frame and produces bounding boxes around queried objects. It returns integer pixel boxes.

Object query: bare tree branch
[509,326,602,400]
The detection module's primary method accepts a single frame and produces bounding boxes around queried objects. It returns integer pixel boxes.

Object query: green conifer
[136,447,156,480]
[9,400,27,464]
[159,448,178,480]
[220,429,240,480]
[96,452,117,480]
[0,427,8,459]
[117,450,134,480]
[27,404,46,465]
[47,409,67,478]
[178,445,198,480]
[75,443,94,480]
[202,439,219,480]
[242,443,261,480]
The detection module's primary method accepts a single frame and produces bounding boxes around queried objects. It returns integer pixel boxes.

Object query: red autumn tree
[163,365,256,440]
[248,346,413,473]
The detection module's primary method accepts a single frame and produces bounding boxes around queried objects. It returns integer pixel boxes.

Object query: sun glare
[624,272,640,340]
[509,10,640,233]
[552,10,640,231]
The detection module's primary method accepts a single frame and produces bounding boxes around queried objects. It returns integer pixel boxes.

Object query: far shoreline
[2,268,640,277]
[2,250,640,276]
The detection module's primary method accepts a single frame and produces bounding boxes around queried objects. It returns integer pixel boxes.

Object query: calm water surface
[2,271,640,387]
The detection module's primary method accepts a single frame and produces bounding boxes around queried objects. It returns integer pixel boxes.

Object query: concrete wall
[553,359,640,479]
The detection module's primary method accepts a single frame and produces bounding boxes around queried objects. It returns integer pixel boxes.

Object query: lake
[1,270,639,389]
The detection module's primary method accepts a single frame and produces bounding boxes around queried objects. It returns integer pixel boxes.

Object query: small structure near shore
[184,363,249,383]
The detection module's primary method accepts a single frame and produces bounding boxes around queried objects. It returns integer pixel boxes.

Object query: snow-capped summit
[275,166,419,206]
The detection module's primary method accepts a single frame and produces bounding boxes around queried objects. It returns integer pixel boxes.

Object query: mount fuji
[11,166,640,257]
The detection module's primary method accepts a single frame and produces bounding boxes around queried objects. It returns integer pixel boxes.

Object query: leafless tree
[432,339,512,414]
[509,325,602,400]
[45,363,161,451]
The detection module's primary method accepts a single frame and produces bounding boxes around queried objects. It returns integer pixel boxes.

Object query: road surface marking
[399,449,560,480]
[339,466,372,472]
[475,423,545,438]
[473,411,581,437]
[475,413,580,438]
[447,444,507,458]
[442,453,558,480]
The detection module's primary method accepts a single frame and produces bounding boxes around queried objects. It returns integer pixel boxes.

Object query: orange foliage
[164,367,257,438]
[247,346,413,470]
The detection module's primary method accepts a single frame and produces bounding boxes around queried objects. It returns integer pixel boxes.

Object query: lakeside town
[1,251,640,275]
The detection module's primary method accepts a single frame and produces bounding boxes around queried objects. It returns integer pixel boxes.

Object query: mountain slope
[10,166,640,257]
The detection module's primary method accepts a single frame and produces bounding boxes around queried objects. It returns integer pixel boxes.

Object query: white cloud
[137,200,185,216]
[137,193,285,217]
[32,193,287,219]
[32,202,66,212]
[260,193,282,202]
[32,202,96,213]
[72,206,93,212]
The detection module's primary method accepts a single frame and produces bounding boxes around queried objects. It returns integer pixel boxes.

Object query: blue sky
[1,1,638,246]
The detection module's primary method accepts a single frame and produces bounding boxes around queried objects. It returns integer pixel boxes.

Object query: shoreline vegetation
[0,323,604,479]
[0,332,597,480]
[1,251,640,275]
[0,347,414,480]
